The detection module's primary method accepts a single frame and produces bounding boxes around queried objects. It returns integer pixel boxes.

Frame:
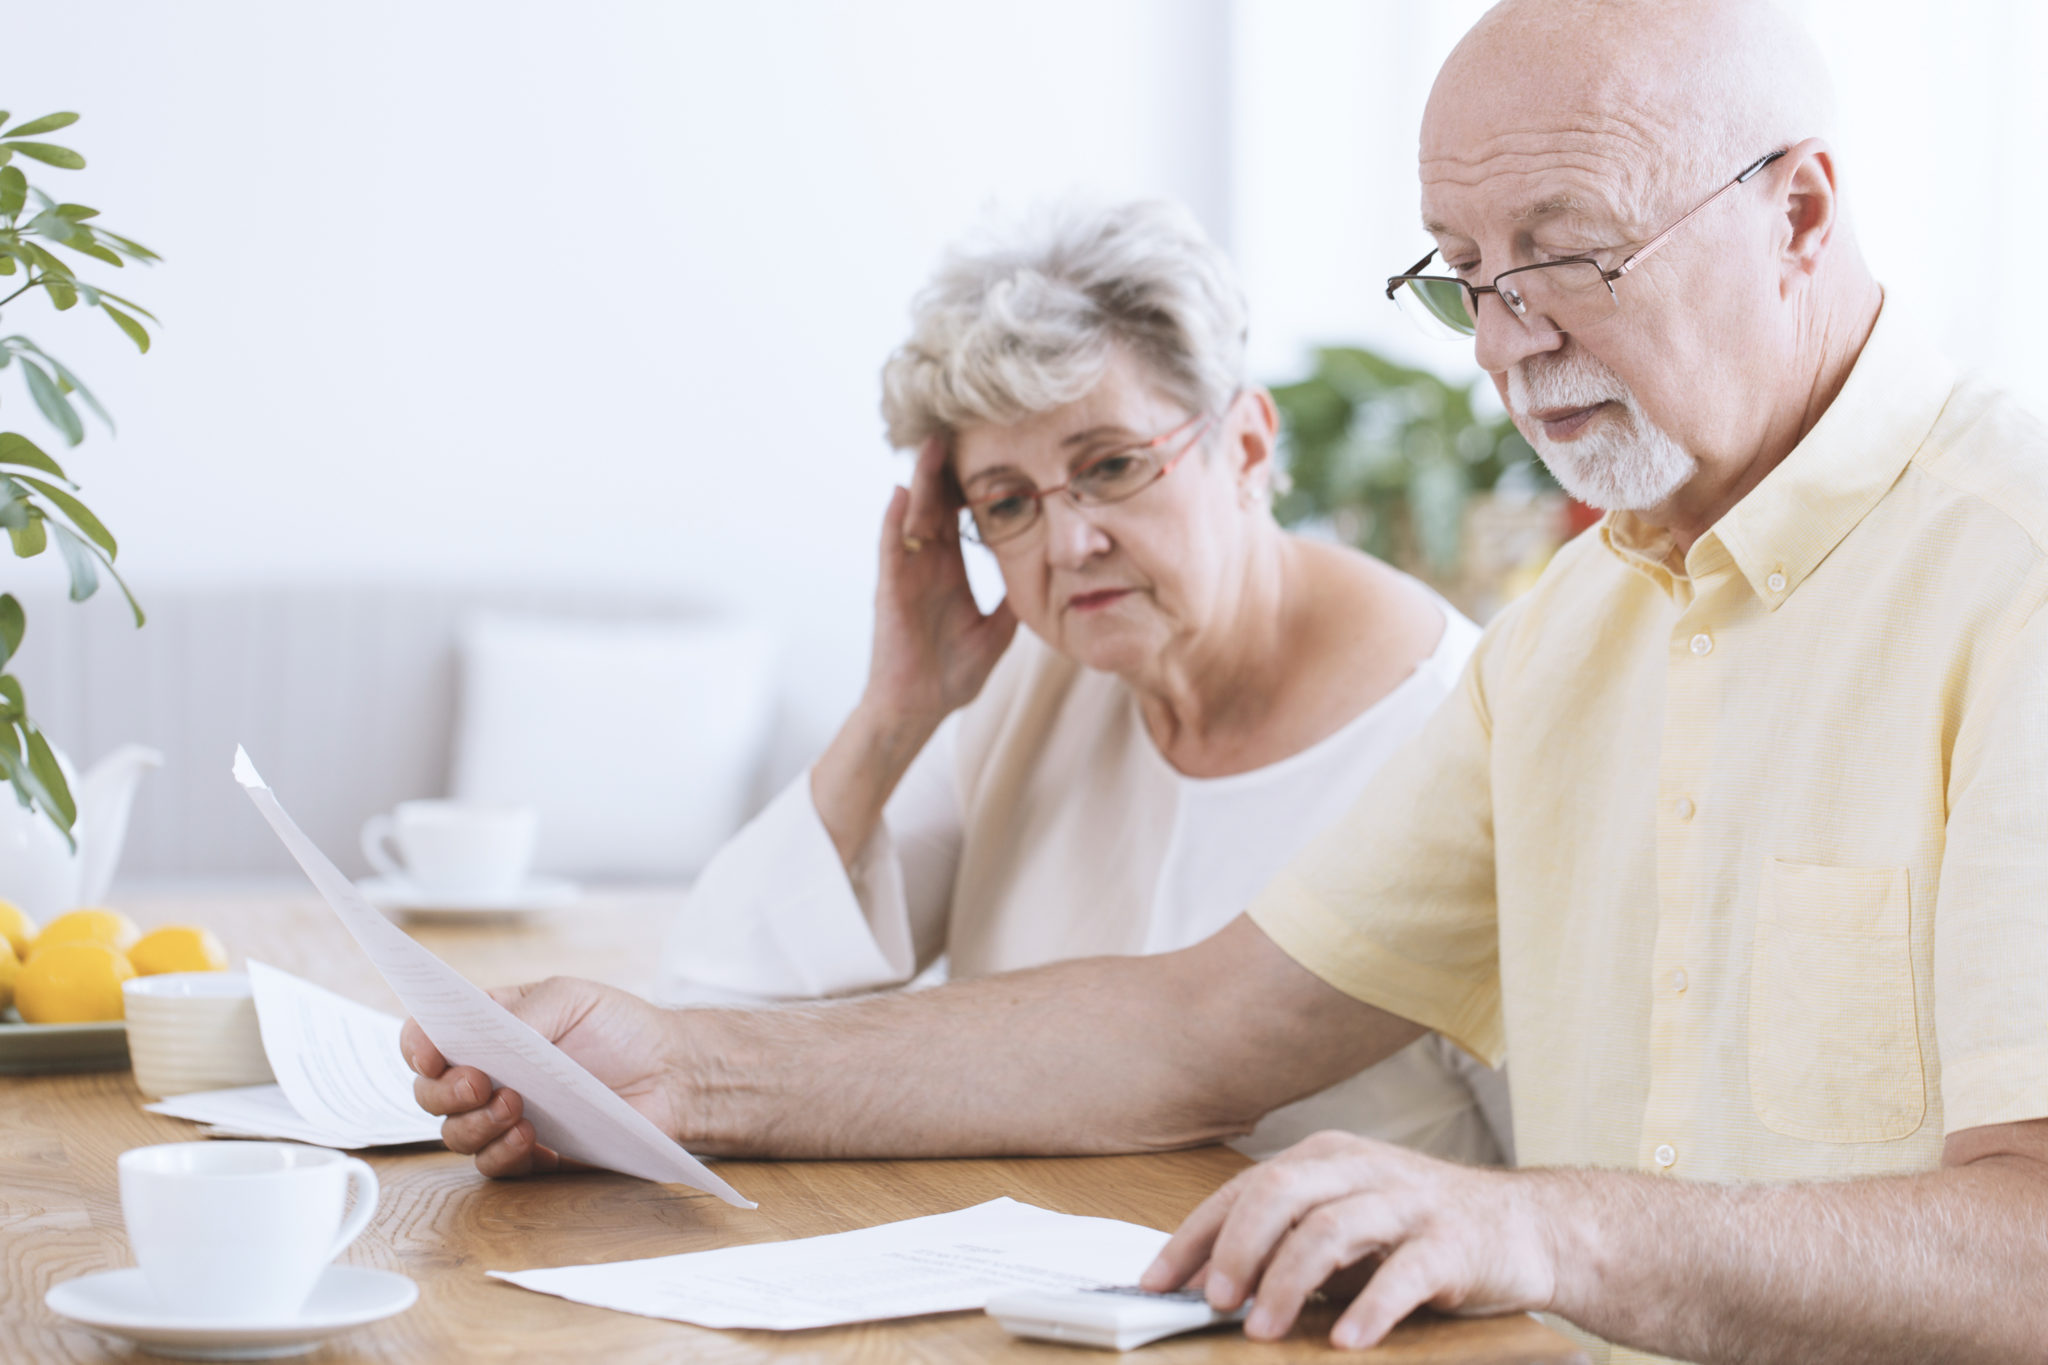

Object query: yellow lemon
[0,899,36,960]
[15,941,134,1023]
[0,937,18,1013]
[30,907,142,960]
[128,925,229,976]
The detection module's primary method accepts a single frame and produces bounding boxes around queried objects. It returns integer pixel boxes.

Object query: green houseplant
[0,109,157,844]
[1269,345,1552,581]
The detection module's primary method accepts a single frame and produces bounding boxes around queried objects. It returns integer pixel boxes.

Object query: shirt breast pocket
[1747,858,1925,1143]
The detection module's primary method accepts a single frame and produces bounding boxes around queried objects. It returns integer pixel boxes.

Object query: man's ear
[1776,136,1840,291]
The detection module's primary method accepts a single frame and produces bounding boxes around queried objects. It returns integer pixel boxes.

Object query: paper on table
[231,746,752,1208]
[144,960,442,1148]
[490,1197,1170,1331]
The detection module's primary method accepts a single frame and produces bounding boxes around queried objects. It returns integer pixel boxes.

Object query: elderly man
[408,1,2048,1359]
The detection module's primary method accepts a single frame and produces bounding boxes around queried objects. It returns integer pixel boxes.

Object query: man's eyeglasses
[957,401,1228,548]
[1383,148,1789,340]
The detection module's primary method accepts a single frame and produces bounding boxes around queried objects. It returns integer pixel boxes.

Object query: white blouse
[657,605,1512,1163]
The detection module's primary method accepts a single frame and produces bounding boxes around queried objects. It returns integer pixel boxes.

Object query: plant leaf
[91,288,157,322]
[31,354,111,433]
[84,538,143,626]
[0,674,20,721]
[2,141,84,170]
[3,113,79,139]
[56,232,122,268]
[98,230,160,263]
[18,359,81,444]
[28,208,77,244]
[0,595,21,666]
[0,166,23,218]
[24,727,76,830]
[22,242,72,278]
[44,277,76,310]
[54,203,97,221]
[101,303,149,353]
[8,506,46,556]
[49,523,98,602]
[0,743,75,845]
[18,474,116,557]
[0,431,69,480]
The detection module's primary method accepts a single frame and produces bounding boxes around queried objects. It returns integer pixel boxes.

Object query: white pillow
[451,613,779,878]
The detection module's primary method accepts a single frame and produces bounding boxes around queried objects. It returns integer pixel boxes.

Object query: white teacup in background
[124,972,275,1100]
[119,1141,378,1321]
[360,800,535,900]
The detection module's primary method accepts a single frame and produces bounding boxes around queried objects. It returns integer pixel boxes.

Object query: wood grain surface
[0,890,1586,1363]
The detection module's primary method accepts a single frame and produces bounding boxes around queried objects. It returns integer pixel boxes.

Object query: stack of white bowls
[123,972,275,1100]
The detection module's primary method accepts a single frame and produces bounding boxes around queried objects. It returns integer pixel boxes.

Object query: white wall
[1,0,1231,753]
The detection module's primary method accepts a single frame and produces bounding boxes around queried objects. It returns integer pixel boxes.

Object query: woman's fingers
[903,435,954,546]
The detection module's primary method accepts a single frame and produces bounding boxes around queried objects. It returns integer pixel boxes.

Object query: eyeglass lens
[1395,260,1619,340]
[962,447,1177,546]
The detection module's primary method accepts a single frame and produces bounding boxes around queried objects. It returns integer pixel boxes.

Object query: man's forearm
[665,916,1422,1160]
[1542,1155,2048,1363]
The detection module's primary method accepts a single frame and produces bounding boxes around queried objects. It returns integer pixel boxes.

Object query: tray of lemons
[0,902,231,1075]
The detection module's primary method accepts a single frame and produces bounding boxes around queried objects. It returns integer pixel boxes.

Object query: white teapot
[0,743,162,920]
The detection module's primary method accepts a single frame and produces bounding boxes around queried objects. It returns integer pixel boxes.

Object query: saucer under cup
[119,1141,379,1322]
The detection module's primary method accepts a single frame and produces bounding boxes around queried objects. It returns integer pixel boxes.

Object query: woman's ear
[1231,389,1282,503]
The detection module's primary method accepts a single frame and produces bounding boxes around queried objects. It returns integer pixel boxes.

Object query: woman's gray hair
[880,199,1248,450]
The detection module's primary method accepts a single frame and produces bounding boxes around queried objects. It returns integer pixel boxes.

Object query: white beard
[1506,353,1696,512]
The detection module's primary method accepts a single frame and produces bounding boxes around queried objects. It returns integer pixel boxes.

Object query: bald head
[1413,0,1884,542]
[1425,0,1835,230]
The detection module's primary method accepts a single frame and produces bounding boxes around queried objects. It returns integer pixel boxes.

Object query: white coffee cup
[123,971,275,1100]
[118,1141,378,1321]
[360,799,536,899]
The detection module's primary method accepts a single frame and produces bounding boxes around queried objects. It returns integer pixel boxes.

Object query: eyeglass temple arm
[1614,149,1789,277]
[1385,250,1440,298]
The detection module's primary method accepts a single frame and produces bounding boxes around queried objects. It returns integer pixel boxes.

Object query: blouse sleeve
[652,716,965,1006]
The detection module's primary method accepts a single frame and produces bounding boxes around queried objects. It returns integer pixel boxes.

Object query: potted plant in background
[1269,345,1592,620]
[0,107,162,917]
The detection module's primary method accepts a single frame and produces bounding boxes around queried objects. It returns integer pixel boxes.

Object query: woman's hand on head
[402,976,686,1178]
[867,435,1018,725]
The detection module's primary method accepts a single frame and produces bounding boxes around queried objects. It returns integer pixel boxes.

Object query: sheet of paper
[146,1082,415,1148]
[142,961,442,1148]
[489,1197,1170,1330]
[231,747,752,1208]
[250,959,445,1145]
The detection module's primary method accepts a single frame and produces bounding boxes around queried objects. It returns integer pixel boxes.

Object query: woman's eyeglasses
[1384,148,1789,340]
[957,403,1227,548]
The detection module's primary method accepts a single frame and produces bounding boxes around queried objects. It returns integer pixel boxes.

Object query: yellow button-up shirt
[1250,305,2048,1363]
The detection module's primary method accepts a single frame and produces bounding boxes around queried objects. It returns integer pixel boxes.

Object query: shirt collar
[1601,298,1957,609]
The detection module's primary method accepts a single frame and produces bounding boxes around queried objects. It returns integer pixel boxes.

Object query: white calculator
[985,1284,1250,1350]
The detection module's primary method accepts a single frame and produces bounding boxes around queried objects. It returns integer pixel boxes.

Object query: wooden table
[0,889,1586,1363]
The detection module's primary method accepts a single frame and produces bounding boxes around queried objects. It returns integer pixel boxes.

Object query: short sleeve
[1935,593,2048,1134]
[1249,647,1505,1065]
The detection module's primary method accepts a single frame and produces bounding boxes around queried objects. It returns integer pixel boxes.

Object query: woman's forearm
[808,699,945,869]
[661,917,1421,1160]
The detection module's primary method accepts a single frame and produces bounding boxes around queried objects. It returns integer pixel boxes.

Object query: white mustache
[1507,359,1629,420]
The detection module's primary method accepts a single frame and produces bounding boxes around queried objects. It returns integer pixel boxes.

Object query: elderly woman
[656,200,1509,1164]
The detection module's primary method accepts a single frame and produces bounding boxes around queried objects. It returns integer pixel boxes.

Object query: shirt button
[1671,968,1688,993]
[1654,1143,1677,1168]
[1766,570,1788,593]
[1689,632,1714,656]
[1674,797,1695,821]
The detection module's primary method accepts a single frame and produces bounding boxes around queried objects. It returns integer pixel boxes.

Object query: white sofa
[11,586,813,883]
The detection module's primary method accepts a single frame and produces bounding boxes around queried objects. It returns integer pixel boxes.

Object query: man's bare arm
[1541,1120,2048,1364]
[1150,1119,2048,1363]
[407,915,1424,1169]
